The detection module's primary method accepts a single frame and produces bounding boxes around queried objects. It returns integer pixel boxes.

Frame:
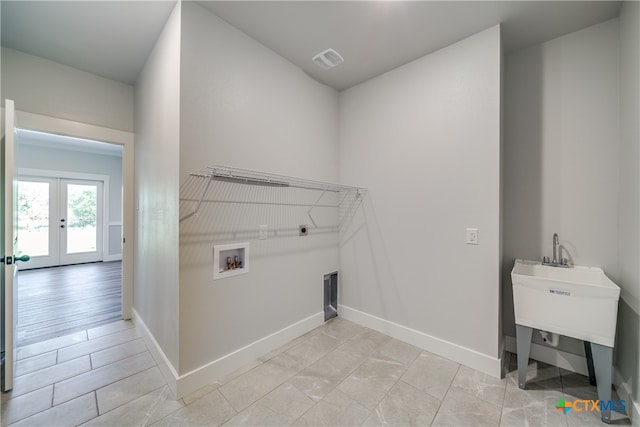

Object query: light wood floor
[16,262,122,348]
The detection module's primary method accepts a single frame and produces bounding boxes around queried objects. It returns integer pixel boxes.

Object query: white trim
[14,111,134,320]
[175,311,324,399]
[108,221,123,226]
[103,255,122,262]
[19,168,109,182]
[16,111,134,146]
[504,335,588,375]
[132,308,178,398]
[614,366,640,423]
[339,304,502,378]
[3,99,17,391]
[133,308,324,399]
[499,335,507,378]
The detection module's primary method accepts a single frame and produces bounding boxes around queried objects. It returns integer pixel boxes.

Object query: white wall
[616,1,640,420]
[16,141,123,257]
[339,26,502,375]
[503,19,621,357]
[134,2,181,371]
[1,47,133,132]
[178,2,339,375]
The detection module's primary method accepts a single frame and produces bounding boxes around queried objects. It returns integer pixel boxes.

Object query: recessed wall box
[213,242,249,280]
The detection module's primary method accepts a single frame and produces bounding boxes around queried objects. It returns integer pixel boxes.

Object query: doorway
[14,129,124,347]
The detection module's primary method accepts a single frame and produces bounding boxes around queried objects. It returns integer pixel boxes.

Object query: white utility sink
[511,259,620,347]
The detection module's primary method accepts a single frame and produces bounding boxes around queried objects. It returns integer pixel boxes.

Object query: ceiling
[1,1,177,85]
[199,1,622,90]
[1,1,622,91]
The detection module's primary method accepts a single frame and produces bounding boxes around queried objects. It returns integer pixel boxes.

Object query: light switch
[259,225,268,240]
[466,228,479,245]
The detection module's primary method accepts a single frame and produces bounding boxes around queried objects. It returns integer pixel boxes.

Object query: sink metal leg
[516,324,533,389]
[584,341,597,386]
[591,343,613,424]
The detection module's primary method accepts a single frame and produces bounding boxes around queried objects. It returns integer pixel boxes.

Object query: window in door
[60,179,103,265]
[17,177,103,268]
[17,177,56,267]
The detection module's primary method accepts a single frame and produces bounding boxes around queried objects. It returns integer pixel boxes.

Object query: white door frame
[15,111,134,319]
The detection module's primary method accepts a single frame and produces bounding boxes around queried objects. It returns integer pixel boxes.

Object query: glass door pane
[17,180,50,257]
[65,183,98,254]
[59,179,103,265]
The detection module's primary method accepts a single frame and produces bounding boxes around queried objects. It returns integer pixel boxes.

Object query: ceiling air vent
[312,48,344,70]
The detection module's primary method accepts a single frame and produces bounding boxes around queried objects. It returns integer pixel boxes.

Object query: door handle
[60,225,65,228]
[1,255,30,264]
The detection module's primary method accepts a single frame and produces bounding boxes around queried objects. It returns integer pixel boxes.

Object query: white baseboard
[134,308,324,399]
[614,367,640,424]
[103,255,123,262]
[504,335,588,375]
[175,311,324,399]
[339,304,502,378]
[499,336,507,377]
[132,308,179,398]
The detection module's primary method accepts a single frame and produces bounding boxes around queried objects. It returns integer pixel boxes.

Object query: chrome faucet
[542,233,569,267]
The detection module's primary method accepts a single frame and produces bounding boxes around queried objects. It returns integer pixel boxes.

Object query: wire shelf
[179,165,366,230]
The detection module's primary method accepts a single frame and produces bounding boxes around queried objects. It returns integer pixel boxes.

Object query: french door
[17,176,103,268]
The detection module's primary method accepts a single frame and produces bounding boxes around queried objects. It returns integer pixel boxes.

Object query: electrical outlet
[466,228,479,245]
[259,225,268,240]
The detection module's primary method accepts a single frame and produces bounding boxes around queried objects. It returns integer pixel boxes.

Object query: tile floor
[1,317,631,426]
